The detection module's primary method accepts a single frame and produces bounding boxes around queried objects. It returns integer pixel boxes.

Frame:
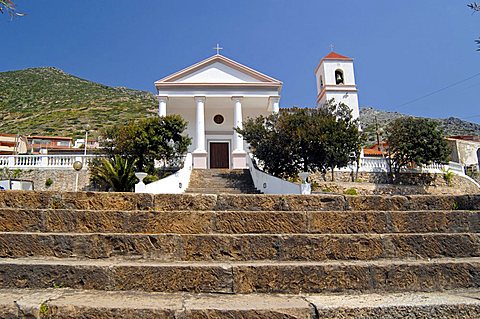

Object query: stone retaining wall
[310,172,480,195]
[8,169,91,192]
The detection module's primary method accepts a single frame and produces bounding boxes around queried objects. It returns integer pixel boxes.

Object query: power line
[395,71,480,109]
[462,114,480,119]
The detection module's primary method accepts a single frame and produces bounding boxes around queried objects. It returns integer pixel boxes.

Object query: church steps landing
[0,232,479,261]
[0,257,479,294]
[2,289,480,319]
[0,208,478,234]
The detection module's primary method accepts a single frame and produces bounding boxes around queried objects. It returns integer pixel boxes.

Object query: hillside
[0,67,157,138]
[1,67,479,140]
[360,107,480,144]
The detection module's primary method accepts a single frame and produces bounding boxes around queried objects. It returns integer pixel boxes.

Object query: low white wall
[247,153,302,194]
[138,153,193,194]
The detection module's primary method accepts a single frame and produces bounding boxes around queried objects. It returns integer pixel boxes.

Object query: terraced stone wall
[13,169,91,192]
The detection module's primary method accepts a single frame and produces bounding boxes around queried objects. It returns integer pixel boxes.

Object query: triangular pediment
[155,55,282,86]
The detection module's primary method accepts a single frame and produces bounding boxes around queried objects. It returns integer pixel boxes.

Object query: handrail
[0,154,102,169]
[247,153,303,194]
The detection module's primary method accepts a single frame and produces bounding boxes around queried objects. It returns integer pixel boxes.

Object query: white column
[271,97,280,114]
[194,96,206,152]
[232,97,244,151]
[158,96,168,117]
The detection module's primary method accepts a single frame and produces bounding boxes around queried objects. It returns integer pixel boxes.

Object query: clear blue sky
[1,0,479,123]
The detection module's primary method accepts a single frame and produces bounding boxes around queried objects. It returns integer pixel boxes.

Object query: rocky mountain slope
[1,67,479,139]
[0,67,157,138]
[360,107,480,144]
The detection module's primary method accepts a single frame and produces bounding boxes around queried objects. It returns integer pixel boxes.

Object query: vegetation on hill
[360,107,480,145]
[0,67,157,138]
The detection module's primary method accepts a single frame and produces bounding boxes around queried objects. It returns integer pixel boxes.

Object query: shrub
[45,178,53,188]
[442,169,455,187]
[343,188,358,196]
[90,155,137,192]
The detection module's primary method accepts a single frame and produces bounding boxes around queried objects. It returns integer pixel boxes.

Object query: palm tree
[90,155,137,192]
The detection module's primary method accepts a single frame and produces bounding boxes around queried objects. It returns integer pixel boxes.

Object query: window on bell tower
[335,69,344,85]
[320,76,324,89]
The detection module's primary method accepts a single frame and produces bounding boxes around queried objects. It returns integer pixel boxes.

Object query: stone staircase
[186,169,261,194]
[0,191,479,318]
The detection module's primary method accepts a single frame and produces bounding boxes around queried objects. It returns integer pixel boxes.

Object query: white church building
[154,50,360,169]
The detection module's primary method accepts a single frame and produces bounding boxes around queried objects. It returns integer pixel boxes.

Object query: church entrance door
[210,142,229,168]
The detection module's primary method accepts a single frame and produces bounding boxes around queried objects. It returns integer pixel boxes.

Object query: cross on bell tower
[213,43,223,55]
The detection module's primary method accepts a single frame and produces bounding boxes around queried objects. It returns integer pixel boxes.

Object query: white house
[154,51,359,169]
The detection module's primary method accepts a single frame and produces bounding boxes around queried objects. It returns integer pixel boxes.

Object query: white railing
[247,153,304,194]
[351,157,465,175]
[0,155,101,169]
[137,153,193,194]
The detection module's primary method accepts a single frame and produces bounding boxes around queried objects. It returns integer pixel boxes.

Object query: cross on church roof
[330,44,335,52]
[213,43,223,55]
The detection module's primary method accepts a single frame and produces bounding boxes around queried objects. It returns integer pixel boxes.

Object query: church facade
[154,51,359,169]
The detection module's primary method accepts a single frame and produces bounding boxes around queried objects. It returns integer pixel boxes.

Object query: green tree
[90,155,137,192]
[237,101,362,180]
[322,101,363,181]
[101,115,191,174]
[468,2,480,50]
[0,0,24,16]
[385,117,450,182]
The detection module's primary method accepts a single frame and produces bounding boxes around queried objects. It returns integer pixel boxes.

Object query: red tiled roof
[363,148,384,156]
[447,135,480,142]
[28,135,72,141]
[322,51,352,61]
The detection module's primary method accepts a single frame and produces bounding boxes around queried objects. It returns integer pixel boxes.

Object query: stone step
[0,232,479,261]
[1,192,479,211]
[187,169,259,195]
[1,288,479,319]
[0,257,479,294]
[1,208,478,234]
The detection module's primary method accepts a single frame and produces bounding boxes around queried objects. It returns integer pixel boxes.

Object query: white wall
[318,91,360,120]
[141,153,193,194]
[177,62,262,83]
[316,61,356,90]
[315,59,359,120]
[247,154,303,194]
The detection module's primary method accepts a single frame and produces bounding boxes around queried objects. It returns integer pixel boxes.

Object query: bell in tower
[335,70,344,85]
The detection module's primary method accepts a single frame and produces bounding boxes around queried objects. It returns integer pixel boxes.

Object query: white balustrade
[0,155,101,169]
[0,153,466,178]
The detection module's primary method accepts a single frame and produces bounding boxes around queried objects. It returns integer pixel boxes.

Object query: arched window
[319,76,324,89]
[335,69,344,85]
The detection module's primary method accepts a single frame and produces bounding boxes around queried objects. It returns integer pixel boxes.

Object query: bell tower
[315,52,360,120]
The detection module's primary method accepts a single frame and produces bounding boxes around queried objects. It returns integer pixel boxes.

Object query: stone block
[113,264,233,293]
[308,211,390,234]
[279,235,385,261]
[384,234,480,259]
[0,209,44,232]
[129,211,214,234]
[154,194,217,211]
[181,294,312,319]
[215,195,345,211]
[233,263,372,294]
[346,195,408,211]
[389,211,478,233]
[180,235,280,261]
[406,194,480,211]
[214,211,307,234]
